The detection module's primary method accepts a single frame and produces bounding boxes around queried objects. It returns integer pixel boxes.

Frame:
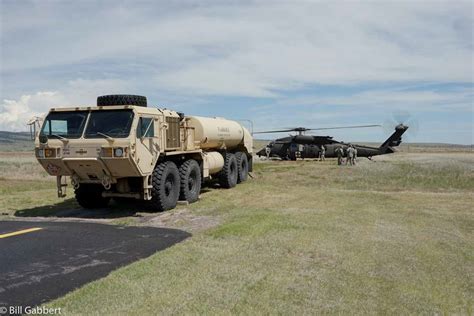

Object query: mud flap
[56,176,67,198]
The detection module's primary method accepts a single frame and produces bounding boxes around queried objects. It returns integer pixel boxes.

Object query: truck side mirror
[29,123,36,140]
[27,116,43,140]
[27,117,37,140]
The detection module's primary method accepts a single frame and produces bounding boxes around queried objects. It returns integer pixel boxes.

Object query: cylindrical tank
[202,151,225,174]
[187,116,244,150]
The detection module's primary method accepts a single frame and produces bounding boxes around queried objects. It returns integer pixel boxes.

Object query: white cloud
[154,2,473,96]
[2,1,472,97]
[0,79,130,131]
[1,1,472,143]
[248,86,473,143]
[276,87,474,112]
[0,91,66,131]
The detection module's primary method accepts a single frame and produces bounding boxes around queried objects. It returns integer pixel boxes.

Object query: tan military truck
[32,95,253,211]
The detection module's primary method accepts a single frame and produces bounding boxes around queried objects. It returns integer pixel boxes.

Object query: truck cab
[33,95,253,211]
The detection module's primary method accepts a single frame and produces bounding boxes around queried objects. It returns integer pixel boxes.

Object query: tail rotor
[383,111,419,142]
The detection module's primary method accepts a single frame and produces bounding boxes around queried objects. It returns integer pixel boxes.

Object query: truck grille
[166,117,180,148]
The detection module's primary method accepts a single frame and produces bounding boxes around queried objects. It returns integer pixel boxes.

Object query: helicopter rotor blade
[305,124,381,131]
[253,128,298,134]
[253,124,381,134]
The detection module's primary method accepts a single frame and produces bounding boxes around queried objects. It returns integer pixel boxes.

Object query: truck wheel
[179,159,201,203]
[150,161,180,211]
[235,152,249,183]
[97,95,147,107]
[75,184,110,209]
[218,153,238,188]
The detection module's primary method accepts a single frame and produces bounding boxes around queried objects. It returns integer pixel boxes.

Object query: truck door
[135,116,159,174]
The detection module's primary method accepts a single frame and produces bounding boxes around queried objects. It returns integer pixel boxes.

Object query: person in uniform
[319,145,326,161]
[297,144,304,160]
[265,146,271,159]
[347,145,355,165]
[336,146,344,165]
[353,146,358,165]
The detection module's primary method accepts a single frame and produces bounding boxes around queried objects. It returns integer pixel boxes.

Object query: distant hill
[0,132,471,153]
[0,131,34,152]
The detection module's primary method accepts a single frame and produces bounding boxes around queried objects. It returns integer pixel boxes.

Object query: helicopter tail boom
[379,124,409,152]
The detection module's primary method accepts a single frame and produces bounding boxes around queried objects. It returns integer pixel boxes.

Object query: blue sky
[1,0,472,144]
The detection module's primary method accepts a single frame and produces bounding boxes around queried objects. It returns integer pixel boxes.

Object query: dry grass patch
[34,152,474,315]
[0,150,471,313]
[0,152,51,181]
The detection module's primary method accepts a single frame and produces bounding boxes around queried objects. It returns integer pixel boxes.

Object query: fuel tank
[202,151,225,174]
[187,116,245,150]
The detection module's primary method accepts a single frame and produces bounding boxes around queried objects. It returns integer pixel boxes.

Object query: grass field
[0,148,473,314]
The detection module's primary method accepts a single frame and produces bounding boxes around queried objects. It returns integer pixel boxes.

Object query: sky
[0,0,473,144]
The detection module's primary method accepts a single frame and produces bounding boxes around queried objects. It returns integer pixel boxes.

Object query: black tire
[150,161,180,211]
[235,152,249,183]
[97,95,147,107]
[179,160,202,203]
[75,184,110,209]
[218,153,238,188]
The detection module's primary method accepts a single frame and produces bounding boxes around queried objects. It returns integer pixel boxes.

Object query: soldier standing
[319,145,326,161]
[353,146,358,165]
[336,146,344,165]
[265,146,271,159]
[297,144,304,160]
[347,145,355,165]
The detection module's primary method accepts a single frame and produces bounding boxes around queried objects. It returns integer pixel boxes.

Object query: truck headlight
[101,147,127,158]
[101,147,113,157]
[44,148,56,158]
[36,148,57,158]
[114,147,124,157]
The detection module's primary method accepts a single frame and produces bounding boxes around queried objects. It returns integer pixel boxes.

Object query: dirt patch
[137,208,221,233]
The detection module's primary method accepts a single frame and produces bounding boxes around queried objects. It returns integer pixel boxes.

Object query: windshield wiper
[51,134,69,143]
[97,132,115,142]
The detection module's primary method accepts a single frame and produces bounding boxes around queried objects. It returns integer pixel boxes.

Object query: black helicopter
[255,124,409,160]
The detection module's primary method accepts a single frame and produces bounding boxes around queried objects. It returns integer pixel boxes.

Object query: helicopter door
[289,143,298,160]
[309,145,318,158]
[135,116,159,174]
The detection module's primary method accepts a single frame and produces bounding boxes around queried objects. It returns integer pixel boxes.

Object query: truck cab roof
[49,105,180,118]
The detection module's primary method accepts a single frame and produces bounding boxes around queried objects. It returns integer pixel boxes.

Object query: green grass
[0,152,472,314]
[0,153,68,215]
[0,154,51,181]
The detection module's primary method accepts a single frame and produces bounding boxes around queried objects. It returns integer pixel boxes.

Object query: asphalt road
[0,220,190,308]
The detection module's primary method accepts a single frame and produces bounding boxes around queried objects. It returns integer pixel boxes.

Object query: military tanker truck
[32,95,253,211]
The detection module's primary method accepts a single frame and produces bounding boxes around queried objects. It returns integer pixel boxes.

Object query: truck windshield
[84,110,134,138]
[40,111,88,139]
